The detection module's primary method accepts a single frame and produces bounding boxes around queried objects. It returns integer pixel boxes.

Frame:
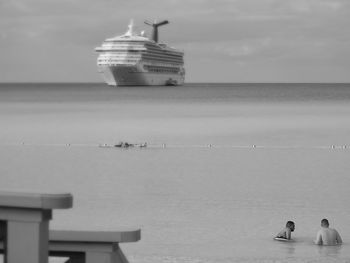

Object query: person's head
[286,221,295,232]
[321,218,329,228]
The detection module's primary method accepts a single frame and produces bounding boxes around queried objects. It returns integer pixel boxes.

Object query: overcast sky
[0,0,349,83]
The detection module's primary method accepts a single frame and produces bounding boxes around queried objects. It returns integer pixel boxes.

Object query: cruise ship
[95,20,185,86]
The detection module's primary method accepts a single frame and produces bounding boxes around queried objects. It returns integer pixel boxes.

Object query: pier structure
[0,190,140,263]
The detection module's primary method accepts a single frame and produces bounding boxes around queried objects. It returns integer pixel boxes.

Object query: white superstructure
[95,20,185,86]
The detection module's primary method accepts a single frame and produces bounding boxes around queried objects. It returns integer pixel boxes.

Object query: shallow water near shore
[0,83,350,262]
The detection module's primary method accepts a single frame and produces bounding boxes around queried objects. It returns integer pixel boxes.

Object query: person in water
[114,142,134,148]
[315,219,342,246]
[276,221,295,240]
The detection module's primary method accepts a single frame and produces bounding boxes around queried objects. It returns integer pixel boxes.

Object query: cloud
[214,40,263,58]
[288,0,345,13]
[4,0,32,13]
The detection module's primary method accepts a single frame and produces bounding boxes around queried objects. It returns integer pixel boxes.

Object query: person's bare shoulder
[318,228,327,235]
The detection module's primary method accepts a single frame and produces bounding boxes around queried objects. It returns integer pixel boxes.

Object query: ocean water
[0,83,350,263]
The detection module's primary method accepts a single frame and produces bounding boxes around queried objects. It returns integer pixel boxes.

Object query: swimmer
[275,221,295,240]
[114,142,123,147]
[114,142,134,148]
[315,219,342,246]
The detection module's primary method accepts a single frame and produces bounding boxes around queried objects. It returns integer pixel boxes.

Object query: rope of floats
[0,142,349,150]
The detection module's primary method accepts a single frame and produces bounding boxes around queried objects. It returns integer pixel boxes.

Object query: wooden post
[0,191,73,263]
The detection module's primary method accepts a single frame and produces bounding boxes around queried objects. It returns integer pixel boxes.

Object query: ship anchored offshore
[95,20,185,86]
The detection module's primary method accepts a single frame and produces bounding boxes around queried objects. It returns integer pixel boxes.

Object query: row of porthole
[145,68,179,73]
[98,60,137,63]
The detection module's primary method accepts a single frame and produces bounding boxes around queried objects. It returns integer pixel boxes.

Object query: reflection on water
[284,243,296,255]
[316,244,342,257]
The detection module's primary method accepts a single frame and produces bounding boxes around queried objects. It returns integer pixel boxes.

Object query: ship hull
[98,65,185,86]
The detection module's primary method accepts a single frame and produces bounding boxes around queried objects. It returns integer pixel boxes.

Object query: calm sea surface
[1,83,350,263]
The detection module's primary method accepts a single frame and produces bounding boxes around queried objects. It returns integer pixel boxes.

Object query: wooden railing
[0,190,141,263]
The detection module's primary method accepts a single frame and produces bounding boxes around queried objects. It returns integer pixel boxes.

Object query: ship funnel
[125,19,134,36]
[144,20,169,43]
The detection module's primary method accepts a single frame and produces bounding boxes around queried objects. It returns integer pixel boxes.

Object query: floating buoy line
[0,142,349,150]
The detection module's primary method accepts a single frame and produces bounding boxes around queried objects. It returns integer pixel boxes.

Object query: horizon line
[0,82,349,85]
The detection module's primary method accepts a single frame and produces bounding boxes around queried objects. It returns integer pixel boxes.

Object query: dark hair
[321,218,329,227]
[286,221,295,228]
